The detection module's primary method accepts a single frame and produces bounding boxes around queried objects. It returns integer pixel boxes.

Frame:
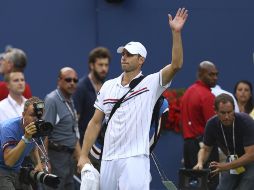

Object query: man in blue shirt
[0,97,43,190]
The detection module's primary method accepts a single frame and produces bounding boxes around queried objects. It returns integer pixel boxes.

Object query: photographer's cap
[117,41,147,58]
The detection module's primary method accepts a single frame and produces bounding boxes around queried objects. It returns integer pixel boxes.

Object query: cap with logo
[117,41,147,58]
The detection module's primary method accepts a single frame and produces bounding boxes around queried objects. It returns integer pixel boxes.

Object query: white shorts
[100,155,151,190]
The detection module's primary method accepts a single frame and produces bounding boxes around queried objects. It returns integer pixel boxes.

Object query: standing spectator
[0,48,32,100]
[73,47,111,146]
[194,93,254,190]
[78,8,188,190]
[43,67,81,190]
[0,71,26,122]
[234,80,254,117]
[181,60,219,189]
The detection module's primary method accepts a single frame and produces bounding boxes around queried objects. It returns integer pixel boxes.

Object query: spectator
[78,8,188,190]
[0,97,43,190]
[194,93,254,190]
[0,71,27,122]
[234,80,254,117]
[43,67,81,190]
[0,48,32,100]
[181,60,219,189]
[212,84,239,112]
[73,47,111,146]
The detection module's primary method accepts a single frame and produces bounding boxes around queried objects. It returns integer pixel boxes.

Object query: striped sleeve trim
[2,141,19,152]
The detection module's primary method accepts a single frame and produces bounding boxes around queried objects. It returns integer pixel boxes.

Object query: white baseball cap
[117,41,147,58]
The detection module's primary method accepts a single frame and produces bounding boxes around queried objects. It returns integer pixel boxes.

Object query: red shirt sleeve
[23,83,32,99]
[0,82,32,100]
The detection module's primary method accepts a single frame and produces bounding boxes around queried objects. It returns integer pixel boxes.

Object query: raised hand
[168,8,188,32]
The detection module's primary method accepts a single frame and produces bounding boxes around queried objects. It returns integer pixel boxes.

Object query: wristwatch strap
[22,135,32,144]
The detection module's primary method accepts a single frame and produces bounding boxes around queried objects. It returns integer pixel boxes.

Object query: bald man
[181,61,219,190]
[43,67,81,190]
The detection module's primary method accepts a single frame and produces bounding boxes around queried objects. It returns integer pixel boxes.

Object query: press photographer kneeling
[0,97,59,190]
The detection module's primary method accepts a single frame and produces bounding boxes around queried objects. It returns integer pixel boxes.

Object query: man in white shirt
[78,8,188,190]
[0,71,26,122]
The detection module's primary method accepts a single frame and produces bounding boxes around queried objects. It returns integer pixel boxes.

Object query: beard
[93,70,106,83]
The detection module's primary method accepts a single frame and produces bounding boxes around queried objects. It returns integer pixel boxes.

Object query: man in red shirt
[181,61,219,189]
[0,48,32,100]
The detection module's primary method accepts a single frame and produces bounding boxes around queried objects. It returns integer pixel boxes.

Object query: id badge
[228,155,245,175]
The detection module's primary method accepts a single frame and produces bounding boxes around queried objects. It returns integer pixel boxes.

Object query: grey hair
[24,96,43,112]
[4,48,27,72]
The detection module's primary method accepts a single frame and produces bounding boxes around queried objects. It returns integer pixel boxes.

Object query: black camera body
[20,166,60,188]
[32,102,53,138]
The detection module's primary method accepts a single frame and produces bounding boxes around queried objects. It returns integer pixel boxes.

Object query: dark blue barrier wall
[0,0,253,189]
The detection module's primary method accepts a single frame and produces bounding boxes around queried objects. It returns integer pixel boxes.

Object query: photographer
[194,93,254,190]
[0,97,43,190]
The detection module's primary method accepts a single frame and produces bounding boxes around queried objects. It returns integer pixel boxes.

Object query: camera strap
[32,137,50,172]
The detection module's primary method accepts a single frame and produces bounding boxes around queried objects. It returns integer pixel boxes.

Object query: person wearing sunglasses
[43,67,81,190]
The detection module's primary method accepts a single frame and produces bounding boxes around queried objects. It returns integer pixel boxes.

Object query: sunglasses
[63,77,79,83]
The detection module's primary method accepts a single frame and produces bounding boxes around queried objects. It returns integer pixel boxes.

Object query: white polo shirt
[0,95,26,122]
[94,71,170,160]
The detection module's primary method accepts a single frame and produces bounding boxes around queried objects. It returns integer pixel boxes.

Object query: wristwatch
[22,135,32,144]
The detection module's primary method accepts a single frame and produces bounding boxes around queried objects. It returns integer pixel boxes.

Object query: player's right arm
[77,109,104,173]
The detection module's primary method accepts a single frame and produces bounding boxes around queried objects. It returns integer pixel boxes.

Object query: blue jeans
[217,162,254,190]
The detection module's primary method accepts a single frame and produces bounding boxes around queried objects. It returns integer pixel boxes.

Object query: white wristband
[22,135,32,144]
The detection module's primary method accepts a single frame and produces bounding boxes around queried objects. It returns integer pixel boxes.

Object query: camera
[20,166,60,188]
[32,101,53,138]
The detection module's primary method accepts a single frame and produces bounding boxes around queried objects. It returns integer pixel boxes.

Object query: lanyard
[56,90,77,121]
[220,121,235,156]
[56,89,79,138]
[56,89,77,121]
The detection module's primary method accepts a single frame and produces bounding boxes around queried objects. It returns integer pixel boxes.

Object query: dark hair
[88,47,111,70]
[214,93,235,111]
[233,80,254,114]
[24,96,43,112]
